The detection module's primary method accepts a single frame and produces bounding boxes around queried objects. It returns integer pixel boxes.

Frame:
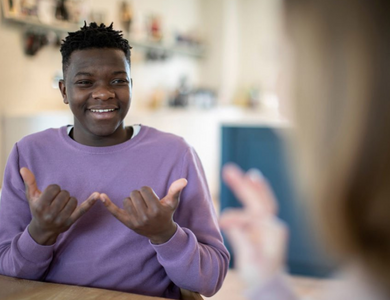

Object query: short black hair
[60,22,132,74]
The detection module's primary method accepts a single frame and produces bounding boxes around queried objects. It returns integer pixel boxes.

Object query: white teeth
[90,108,116,113]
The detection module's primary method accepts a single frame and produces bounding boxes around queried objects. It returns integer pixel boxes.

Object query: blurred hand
[20,167,99,245]
[100,178,188,244]
[219,163,288,289]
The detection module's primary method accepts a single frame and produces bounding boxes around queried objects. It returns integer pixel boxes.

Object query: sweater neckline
[59,125,147,154]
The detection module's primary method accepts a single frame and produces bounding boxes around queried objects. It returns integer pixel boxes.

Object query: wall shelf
[3,14,78,33]
[128,38,205,58]
[1,13,206,58]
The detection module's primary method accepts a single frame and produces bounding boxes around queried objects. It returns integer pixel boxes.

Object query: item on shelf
[119,0,133,33]
[189,88,217,110]
[147,88,166,110]
[37,0,55,24]
[259,92,280,116]
[169,76,191,108]
[175,30,202,48]
[147,14,163,42]
[129,11,147,40]
[64,0,85,24]
[20,0,38,16]
[233,86,261,109]
[4,0,19,16]
[54,0,68,21]
[7,0,16,13]
[145,48,169,61]
[24,30,48,55]
[75,0,91,25]
[248,86,260,108]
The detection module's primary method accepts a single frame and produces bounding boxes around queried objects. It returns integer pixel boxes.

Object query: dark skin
[59,48,133,147]
[22,48,187,246]
[100,178,188,244]
[21,168,99,246]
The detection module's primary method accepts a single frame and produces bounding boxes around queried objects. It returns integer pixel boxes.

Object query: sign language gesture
[219,164,288,289]
[100,179,188,244]
[20,167,99,246]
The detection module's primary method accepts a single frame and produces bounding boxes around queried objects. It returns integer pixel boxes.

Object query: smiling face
[59,48,132,146]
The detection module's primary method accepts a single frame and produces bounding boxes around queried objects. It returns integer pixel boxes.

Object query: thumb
[161,178,188,210]
[20,167,41,201]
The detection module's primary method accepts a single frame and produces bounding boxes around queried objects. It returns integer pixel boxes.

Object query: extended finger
[20,167,41,201]
[245,168,278,214]
[68,192,99,223]
[161,178,188,210]
[222,163,245,188]
[100,193,128,222]
[223,164,259,206]
[223,164,274,216]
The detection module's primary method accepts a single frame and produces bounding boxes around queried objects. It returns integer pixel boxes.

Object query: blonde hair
[285,0,390,292]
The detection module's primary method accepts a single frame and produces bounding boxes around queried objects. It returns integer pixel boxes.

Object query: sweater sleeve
[151,147,230,297]
[0,143,54,279]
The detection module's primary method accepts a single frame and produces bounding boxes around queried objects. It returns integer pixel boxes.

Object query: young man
[0,23,229,299]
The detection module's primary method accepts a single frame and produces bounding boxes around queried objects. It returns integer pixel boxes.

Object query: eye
[75,80,93,86]
[112,79,129,85]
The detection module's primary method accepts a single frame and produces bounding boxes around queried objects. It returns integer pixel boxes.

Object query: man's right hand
[20,167,99,245]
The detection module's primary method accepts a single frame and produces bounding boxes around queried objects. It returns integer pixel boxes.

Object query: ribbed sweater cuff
[17,228,54,263]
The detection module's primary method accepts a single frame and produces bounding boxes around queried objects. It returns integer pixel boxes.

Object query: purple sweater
[0,125,229,299]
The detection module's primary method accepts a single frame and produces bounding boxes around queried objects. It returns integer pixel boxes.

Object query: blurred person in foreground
[220,0,390,299]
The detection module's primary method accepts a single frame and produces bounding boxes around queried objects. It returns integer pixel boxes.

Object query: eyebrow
[112,71,128,76]
[74,72,93,77]
[74,71,128,77]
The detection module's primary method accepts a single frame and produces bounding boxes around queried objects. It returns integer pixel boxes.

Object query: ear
[130,78,133,98]
[59,79,68,104]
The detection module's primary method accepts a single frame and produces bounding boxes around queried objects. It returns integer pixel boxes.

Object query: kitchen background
[0,2,337,298]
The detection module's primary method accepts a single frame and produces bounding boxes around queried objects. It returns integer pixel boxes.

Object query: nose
[92,85,115,100]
